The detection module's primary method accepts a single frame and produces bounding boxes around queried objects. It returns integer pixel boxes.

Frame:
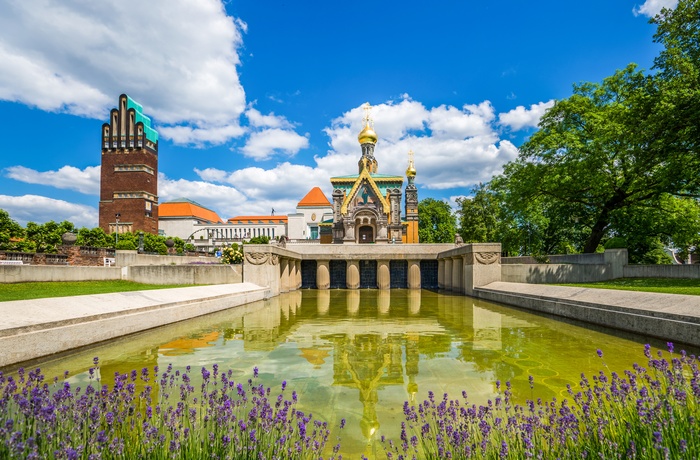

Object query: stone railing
[437,243,502,296]
[242,244,302,296]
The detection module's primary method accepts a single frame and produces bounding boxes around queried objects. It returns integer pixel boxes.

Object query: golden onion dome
[406,150,417,177]
[406,161,416,177]
[357,122,378,145]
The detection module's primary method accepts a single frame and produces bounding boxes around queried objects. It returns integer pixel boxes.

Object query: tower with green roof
[99,94,159,236]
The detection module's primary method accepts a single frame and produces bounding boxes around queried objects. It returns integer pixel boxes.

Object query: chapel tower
[404,150,419,243]
[98,94,159,235]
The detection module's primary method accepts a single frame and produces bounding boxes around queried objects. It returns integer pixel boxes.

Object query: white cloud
[240,128,309,160]
[322,97,517,190]
[498,100,555,131]
[4,165,100,195]
[0,195,97,227]
[0,0,247,145]
[245,107,294,129]
[160,173,303,218]
[633,0,677,17]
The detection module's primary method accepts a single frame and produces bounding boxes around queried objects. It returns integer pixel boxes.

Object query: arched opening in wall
[358,226,374,244]
[421,260,439,289]
[359,260,377,288]
[301,260,317,288]
[329,260,347,288]
[390,260,408,288]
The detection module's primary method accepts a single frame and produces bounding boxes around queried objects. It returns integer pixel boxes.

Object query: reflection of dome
[299,348,330,367]
[358,123,378,145]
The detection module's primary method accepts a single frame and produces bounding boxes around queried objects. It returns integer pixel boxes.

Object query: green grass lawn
[0,280,195,302]
[560,277,700,295]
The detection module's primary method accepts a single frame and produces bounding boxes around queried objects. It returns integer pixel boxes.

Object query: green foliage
[604,237,627,249]
[25,220,75,253]
[456,184,500,243]
[247,235,270,244]
[638,247,674,265]
[417,198,456,243]
[0,209,25,251]
[143,233,167,255]
[75,226,110,247]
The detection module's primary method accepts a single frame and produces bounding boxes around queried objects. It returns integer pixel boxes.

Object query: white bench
[0,260,24,265]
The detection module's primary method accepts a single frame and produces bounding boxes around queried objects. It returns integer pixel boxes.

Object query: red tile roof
[297,187,331,207]
[159,201,224,223]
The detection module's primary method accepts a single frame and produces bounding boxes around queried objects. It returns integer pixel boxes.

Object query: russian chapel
[328,104,419,244]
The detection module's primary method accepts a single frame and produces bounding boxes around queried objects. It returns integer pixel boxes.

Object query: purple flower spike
[596,349,603,358]
[667,342,674,353]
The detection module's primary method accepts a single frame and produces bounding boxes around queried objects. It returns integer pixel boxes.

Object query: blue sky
[0,0,675,228]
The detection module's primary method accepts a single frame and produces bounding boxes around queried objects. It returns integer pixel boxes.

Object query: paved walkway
[476,282,700,347]
[0,283,268,368]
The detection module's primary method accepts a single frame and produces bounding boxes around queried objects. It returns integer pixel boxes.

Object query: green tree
[75,227,111,248]
[502,63,700,253]
[417,198,456,243]
[25,220,75,253]
[0,209,25,250]
[651,0,700,158]
[247,235,270,245]
[456,184,500,244]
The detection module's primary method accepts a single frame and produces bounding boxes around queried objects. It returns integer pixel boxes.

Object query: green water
[16,289,693,458]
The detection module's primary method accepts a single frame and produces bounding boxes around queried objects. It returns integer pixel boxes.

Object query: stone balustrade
[242,243,501,293]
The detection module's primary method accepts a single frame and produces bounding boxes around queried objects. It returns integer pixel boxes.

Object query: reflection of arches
[358,226,374,243]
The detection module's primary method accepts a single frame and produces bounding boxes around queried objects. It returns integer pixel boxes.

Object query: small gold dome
[358,122,378,145]
[406,162,416,177]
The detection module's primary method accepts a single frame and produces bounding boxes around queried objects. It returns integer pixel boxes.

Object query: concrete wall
[501,249,628,284]
[503,253,605,265]
[501,263,614,284]
[0,264,241,285]
[0,265,121,283]
[242,245,301,296]
[625,264,700,279]
[126,264,242,285]
[116,250,218,266]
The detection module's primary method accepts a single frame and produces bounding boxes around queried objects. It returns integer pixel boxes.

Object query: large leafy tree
[501,62,700,253]
[417,198,456,243]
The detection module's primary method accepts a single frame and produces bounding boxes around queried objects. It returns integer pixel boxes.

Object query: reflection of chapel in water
[324,104,419,244]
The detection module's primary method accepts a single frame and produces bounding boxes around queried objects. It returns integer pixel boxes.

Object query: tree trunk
[583,211,610,253]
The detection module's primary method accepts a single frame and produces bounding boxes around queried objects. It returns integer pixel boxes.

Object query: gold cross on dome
[408,149,414,161]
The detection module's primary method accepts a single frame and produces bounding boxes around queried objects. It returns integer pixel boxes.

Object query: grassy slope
[560,278,700,295]
[0,280,194,302]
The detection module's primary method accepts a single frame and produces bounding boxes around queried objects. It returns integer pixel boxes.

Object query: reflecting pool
[12,289,695,458]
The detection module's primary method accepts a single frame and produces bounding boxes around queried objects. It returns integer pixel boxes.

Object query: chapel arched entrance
[358,226,374,244]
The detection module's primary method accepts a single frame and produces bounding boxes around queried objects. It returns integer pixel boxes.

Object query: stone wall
[0,264,241,285]
[0,265,121,283]
[126,264,242,285]
[625,264,700,279]
[116,250,219,267]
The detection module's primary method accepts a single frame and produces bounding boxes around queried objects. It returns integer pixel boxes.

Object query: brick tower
[99,94,159,235]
